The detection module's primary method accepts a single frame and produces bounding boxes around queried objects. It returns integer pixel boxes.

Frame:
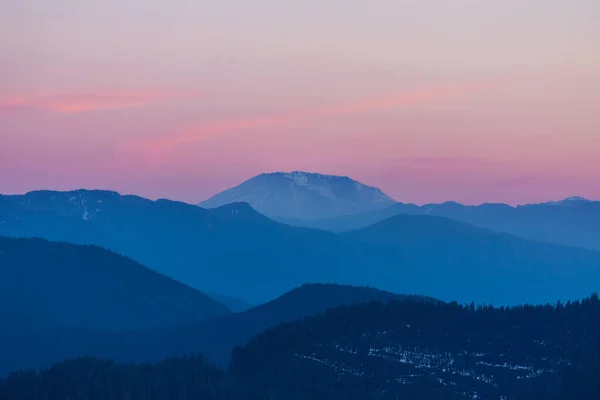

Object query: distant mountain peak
[561,196,591,202]
[199,171,396,220]
[543,196,592,206]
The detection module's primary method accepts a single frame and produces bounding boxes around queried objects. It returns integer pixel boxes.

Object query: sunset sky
[1,0,599,205]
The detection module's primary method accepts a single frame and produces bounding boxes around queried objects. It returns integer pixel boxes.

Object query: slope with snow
[199,171,396,220]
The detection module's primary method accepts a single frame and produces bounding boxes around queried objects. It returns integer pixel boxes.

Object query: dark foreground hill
[0,236,230,332]
[0,284,427,375]
[154,283,432,366]
[231,294,600,399]
[2,190,600,305]
[2,295,599,399]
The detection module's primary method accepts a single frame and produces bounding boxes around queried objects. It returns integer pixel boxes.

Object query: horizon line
[1,183,595,209]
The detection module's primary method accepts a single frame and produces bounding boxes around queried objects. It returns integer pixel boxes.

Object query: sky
[1,0,599,205]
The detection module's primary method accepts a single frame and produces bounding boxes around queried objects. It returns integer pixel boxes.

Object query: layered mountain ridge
[1,188,600,306]
[294,196,600,251]
[0,283,426,375]
[197,171,599,252]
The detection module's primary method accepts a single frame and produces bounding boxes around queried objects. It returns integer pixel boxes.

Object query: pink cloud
[128,82,493,157]
[0,90,197,114]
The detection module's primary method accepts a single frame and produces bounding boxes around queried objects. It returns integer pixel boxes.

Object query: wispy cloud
[0,90,197,114]
[130,82,492,155]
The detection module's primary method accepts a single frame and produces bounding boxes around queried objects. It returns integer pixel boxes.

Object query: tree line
[2,295,599,399]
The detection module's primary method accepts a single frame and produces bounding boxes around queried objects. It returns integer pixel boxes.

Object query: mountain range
[0,246,428,375]
[1,188,600,306]
[200,171,600,252]
[1,172,600,398]
[283,195,600,252]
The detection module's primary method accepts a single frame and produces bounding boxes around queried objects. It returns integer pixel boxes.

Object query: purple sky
[1,1,599,205]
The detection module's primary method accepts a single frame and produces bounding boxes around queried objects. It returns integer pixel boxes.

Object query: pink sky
[1,1,599,205]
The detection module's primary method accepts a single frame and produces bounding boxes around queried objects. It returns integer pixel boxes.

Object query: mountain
[542,195,593,206]
[1,190,600,305]
[0,284,427,375]
[3,295,599,399]
[0,236,230,332]
[338,214,600,305]
[171,283,432,366]
[231,294,600,400]
[0,190,280,303]
[291,197,600,252]
[199,171,396,220]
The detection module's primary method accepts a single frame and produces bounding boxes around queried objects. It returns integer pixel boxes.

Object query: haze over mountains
[2,186,600,306]
[1,172,599,398]
[0,280,425,375]
[0,236,233,374]
[295,198,600,251]
[201,171,600,252]
[4,0,599,395]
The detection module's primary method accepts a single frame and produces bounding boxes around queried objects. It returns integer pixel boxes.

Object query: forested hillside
[0,236,230,331]
[2,295,599,399]
[233,295,600,399]
[0,284,423,375]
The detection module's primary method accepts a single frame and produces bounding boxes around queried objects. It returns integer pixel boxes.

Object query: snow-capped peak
[543,196,592,206]
[561,196,591,202]
[200,171,396,220]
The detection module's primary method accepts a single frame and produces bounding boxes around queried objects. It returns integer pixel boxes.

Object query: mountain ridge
[2,189,600,305]
[0,283,428,375]
[290,196,600,251]
[4,294,598,399]
[0,236,231,332]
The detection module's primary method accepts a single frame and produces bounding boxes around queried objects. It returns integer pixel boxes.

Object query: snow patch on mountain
[542,196,592,206]
[284,171,338,200]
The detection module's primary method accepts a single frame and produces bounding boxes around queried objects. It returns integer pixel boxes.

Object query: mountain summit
[540,196,592,206]
[199,171,396,220]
